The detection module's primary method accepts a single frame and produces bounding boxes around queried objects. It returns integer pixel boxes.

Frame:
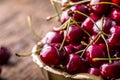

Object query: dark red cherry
[100,61,120,79]
[108,26,120,48]
[112,0,120,5]
[81,13,99,34]
[64,45,74,56]
[0,66,1,74]
[86,44,106,67]
[111,8,120,25]
[70,0,81,2]
[93,17,116,34]
[40,45,61,66]
[88,34,103,44]
[0,46,11,64]
[71,4,89,22]
[43,30,64,44]
[88,68,100,76]
[89,0,111,16]
[71,43,85,52]
[61,10,69,24]
[113,51,120,58]
[66,54,89,74]
[65,24,83,43]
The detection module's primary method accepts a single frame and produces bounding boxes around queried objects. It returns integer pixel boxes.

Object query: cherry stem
[53,0,62,4]
[62,0,90,10]
[46,14,59,21]
[93,58,120,61]
[27,16,41,40]
[76,32,101,57]
[50,0,61,21]
[101,34,112,63]
[16,48,42,57]
[88,2,120,9]
[59,18,71,51]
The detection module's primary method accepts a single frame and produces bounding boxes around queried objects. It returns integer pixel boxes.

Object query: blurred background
[0,0,60,80]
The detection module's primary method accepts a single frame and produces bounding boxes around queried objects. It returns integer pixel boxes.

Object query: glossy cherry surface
[88,68,100,76]
[100,61,120,79]
[40,45,61,66]
[86,44,106,67]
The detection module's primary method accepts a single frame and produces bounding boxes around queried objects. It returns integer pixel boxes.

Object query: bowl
[31,42,103,80]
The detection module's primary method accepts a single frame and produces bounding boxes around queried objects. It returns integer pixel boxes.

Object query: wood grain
[0,0,60,80]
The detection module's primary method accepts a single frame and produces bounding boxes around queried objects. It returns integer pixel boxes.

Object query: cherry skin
[81,13,99,35]
[108,26,120,48]
[66,54,89,74]
[93,17,116,34]
[0,46,11,64]
[111,8,120,25]
[88,68,100,76]
[40,45,61,66]
[61,10,69,24]
[100,61,120,79]
[0,66,1,75]
[64,45,74,56]
[70,0,82,2]
[43,30,64,44]
[65,24,83,43]
[71,4,89,22]
[89,0,111,16]
[112,0,120,5]
[86,44,106,67]
[71,43,85,52]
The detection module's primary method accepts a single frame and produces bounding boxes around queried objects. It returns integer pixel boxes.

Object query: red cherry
[40,45,61,66]
[111,8,120,25]
[108,26,120,48]
[93,17,116,34]
[70,0,82,2]
[66,54,89,74]
[43,30,64,44]
[89,0,111,16]
[100,61,120,79]
[71,4,89,22]
[0,66,1,74]
[61,10,69,24]
[0,46,11,64]
[86,44,106,67]
[65,24,83,43]
[81,13,99,34]
[88,68,100,76]
[112,0,120,5]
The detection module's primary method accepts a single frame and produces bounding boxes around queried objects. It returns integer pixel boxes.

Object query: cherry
[61,10,69,24]
[43,30,64,44]
[86,44,106,67]
[110,8,120,25]
[108,26,120,48]
[88,34,104,44]
[40,45,61,66]
[100,61,120,79]
[65,24,83,43]
[0,66,1,75]
[112,0,120,5]
[71,4,89,22]
[64,45,74,56]
[93,17,116,34]
[89,0,111,16]
[0,46,11,64]
[81,13,99,34]
[66,54,89,74]
[88,68,100,76]
[71,43,85,52]
[70,0,82,2]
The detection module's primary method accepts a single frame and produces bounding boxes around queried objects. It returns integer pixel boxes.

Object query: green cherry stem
[59,18,71,51]
[27,16,41,40]
[16,48,42,57]
[88,2,120,9]
[50,0,61,21]
[101,34,112,63]
[69,0,90,6]
[93,58,120,61]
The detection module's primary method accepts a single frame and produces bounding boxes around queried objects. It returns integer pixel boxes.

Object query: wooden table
[0,0,59,80]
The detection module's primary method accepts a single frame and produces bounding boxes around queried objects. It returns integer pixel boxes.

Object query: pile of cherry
[0,46,11,76]
[39,0,120,80]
